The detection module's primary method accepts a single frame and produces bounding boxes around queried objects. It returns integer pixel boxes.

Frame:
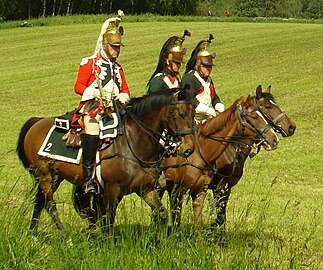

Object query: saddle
[55,110,122,148]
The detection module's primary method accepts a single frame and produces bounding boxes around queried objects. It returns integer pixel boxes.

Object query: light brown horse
[209,85,296,240]
[157,94,279,230]
[17,90,196,235]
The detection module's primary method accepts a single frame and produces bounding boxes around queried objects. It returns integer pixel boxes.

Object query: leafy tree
[0,0,18,21]
[236,0,261,17]
[306,0,322,19]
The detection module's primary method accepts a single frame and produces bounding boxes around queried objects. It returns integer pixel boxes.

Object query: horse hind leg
[29,186,45,234]
[31,162,66,235]
[45,175,67,235]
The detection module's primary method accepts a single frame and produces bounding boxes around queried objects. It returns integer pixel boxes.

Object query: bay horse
[209,85,296,239]
[17,90,196,235]
[149,94,279,231]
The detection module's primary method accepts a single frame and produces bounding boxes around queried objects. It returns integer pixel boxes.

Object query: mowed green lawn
[0,19,322,269]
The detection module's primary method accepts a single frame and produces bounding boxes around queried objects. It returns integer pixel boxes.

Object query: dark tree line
[0,0,321,22]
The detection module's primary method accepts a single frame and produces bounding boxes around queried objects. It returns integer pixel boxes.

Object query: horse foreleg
[191,185,208,229]
[101,200,119,234]
[169,184,185,230]
[29,187,45,234]
[212,182,231,230]
[211,182,231,246]
[73,186,98,231]
[143,190,168,228]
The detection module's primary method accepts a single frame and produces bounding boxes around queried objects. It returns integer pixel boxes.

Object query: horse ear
[173,90,180,102]
[244,95,252,107]
[267,85,272,93]
[177,89,185,101]
[236,96,245,106]
[256,85,262,99]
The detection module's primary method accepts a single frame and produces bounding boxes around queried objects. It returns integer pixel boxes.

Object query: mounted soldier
[182,34,225,124]
[72,10,130,194]
[147,30,191,93]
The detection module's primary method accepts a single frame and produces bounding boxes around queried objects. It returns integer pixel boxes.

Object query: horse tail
[16,117,43,169]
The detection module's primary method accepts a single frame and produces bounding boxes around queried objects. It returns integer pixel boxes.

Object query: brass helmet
[94,10,125,54]
[196,34,216,67]
[147,30,191,85]
[167,30,191,63]
[185,34,216,73]
[102,10,124,47]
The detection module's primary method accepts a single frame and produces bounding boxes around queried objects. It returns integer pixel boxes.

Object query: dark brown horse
[155,94,279,230]
[209,85,296,238]
[17,90,196,235]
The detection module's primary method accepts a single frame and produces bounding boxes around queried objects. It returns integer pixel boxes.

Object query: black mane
[127,90,175,117]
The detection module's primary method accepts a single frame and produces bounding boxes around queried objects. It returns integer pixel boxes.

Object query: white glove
[81,87,100,101]
[195,102,211,114]
[114,93,130,104]
[214,102,225,113]
[206,107,217,117]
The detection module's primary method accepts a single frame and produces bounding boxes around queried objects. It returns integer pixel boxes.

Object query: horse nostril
[289,125,296,135]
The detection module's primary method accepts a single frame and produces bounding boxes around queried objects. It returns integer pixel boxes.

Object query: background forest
[1,0,322,22]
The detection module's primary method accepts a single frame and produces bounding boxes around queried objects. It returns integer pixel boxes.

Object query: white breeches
[80,100,101,135]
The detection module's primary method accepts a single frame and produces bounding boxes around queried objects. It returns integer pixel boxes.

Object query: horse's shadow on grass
[27,223,284,249]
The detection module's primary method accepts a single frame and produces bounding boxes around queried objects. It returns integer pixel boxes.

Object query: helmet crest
[185,34,216,73]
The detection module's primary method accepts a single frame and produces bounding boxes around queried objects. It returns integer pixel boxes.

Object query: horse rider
[73,10,130,194]
[181,34,225,124]
[147,30,191,93]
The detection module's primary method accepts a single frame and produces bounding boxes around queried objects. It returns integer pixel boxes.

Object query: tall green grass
[0,17,322,269]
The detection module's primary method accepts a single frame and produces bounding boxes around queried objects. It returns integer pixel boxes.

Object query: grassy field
[0,17,322,269]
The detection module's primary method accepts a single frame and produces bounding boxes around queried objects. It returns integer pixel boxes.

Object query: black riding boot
[81,133,99,194]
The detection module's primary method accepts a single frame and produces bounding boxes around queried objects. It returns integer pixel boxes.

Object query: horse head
[163,89,196,158]
[255,85,296,137]
[238,95,279,151]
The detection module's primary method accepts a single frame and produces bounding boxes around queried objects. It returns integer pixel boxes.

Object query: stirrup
[83,180,98,195]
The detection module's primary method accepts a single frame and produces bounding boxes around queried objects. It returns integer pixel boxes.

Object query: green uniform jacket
[147,68,180,94]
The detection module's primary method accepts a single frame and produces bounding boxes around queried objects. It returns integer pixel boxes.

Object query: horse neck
[216,141,251,169]
[196,109,241,165]
[126,109,164,159]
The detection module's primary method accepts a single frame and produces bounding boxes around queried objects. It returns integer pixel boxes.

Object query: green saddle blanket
[38,126,82,164]
[37,113,118,164]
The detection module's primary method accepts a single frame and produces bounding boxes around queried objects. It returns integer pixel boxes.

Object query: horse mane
[126,90,174,117]
[199,97,244,136]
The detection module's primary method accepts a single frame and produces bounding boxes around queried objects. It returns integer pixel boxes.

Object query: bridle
[236,103,273,146]
[160,102,274,173]
[99,95,196,167]
[162,98,196,142]
[255,97,288,135]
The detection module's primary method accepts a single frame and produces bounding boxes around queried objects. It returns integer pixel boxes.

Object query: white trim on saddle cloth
[54,118,70,130]
[37,126,83,164]
[95,151,104,190]
[99,112,118,139]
